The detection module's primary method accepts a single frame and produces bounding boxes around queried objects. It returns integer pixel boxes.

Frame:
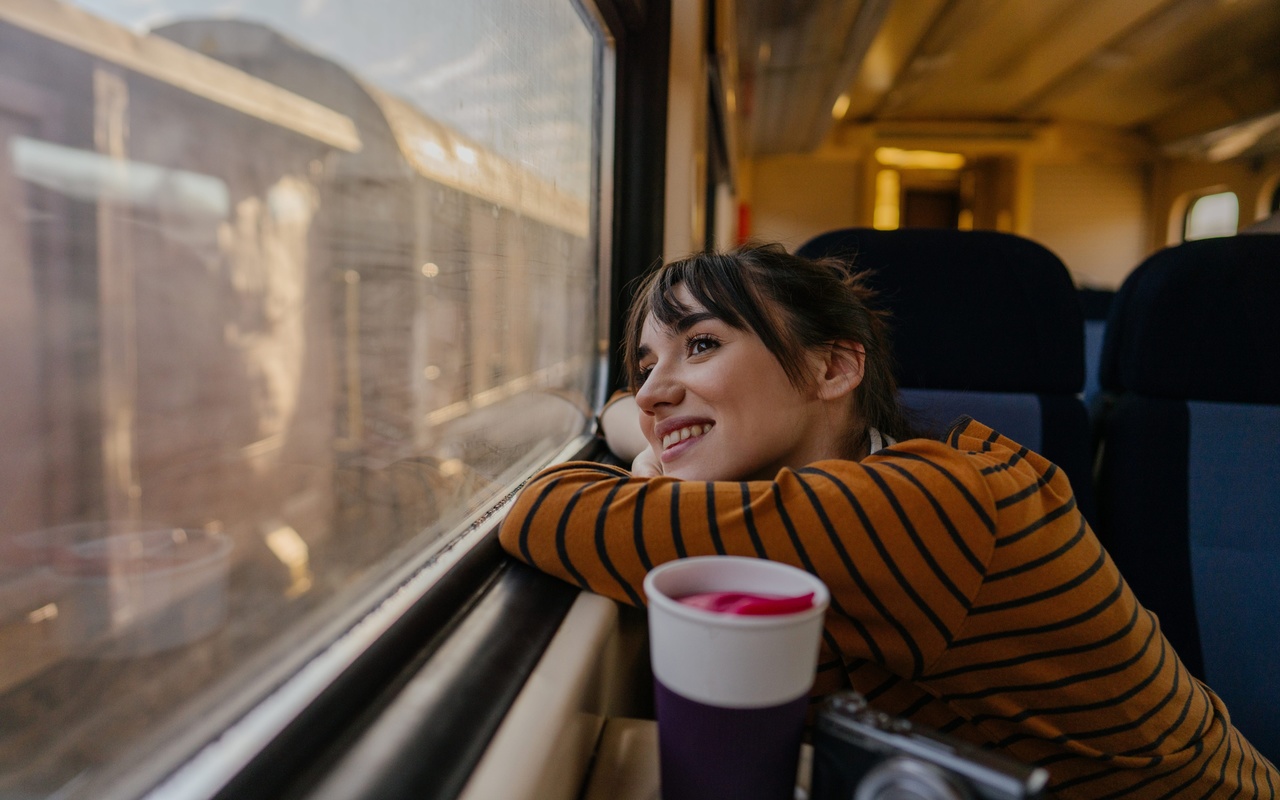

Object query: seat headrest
[798,228,1083,393]
[1100,235,1280,403]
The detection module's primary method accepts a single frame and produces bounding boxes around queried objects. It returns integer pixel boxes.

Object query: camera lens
[853,756,972,800]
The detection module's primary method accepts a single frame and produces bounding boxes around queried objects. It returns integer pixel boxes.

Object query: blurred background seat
[797,228,1095,527]
[1095,234,1280,760]
[1077,286,1116,419]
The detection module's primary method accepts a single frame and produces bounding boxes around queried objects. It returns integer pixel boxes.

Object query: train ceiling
[734,0,1280,159]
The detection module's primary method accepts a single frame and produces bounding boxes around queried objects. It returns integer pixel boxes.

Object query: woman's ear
[815,341,865,401]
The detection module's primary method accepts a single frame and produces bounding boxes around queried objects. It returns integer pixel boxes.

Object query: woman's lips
[661,422,714,449]
[659,422,714,462]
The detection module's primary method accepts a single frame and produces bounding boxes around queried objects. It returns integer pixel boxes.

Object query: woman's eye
[635,365,653,385]
[688,335,719,356]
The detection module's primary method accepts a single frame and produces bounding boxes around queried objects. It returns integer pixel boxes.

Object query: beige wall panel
[1029,163,1147,289]
[748,156,859,252]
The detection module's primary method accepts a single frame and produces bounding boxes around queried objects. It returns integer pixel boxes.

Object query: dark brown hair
[623,243,914,452]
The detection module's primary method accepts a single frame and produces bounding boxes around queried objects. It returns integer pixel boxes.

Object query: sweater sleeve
[498,438,999,680]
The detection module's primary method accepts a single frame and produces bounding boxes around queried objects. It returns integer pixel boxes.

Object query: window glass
[0,1,603,795]
[1184,190,1239,240]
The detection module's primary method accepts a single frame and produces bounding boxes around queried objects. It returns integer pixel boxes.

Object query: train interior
[0,0,1277,798]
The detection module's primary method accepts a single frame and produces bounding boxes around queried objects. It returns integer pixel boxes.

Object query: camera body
[810,692,1050,800]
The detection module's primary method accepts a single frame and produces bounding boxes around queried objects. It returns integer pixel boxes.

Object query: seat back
[797,228,1094,525]
[1096,234,1280,759]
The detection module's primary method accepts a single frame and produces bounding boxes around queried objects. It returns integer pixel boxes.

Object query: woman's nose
[635,364,682,412]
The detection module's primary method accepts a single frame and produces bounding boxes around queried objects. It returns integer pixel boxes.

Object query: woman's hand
[631,446,664,477]
[598,393,647,462]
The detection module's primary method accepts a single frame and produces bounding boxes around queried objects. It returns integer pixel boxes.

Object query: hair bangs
[647,255,751,333]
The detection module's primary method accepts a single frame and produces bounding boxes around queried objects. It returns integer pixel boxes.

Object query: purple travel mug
[644,556,830,800]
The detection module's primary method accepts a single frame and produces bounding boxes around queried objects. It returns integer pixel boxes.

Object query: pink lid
[676,591,815,616]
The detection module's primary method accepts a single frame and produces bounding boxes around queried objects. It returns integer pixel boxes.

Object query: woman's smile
[658,420,715,460]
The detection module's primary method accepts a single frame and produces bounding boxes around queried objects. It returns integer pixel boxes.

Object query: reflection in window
[1184,191,1239,240]
[0,0,603,795]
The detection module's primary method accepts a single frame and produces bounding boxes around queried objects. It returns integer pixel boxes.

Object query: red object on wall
[737,202,751,245]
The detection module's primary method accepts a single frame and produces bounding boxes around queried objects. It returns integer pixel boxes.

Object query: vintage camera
[810,692,1050,800]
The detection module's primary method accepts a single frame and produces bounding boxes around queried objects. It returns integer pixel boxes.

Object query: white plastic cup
[644,556,830,800]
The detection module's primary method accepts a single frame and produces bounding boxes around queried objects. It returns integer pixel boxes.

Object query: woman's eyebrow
[672,311,717,332]
[637,311,720,360]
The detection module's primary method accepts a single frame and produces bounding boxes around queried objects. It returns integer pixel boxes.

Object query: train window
[0,0,605,796]
[1184,190,1239,240]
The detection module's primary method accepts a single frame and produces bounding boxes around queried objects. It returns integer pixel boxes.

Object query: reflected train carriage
[1,0,1279,798]
[0,1,601,796]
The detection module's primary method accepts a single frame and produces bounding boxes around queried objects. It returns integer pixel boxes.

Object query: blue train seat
[797,228,1096,527]
[1096,234,1280,759]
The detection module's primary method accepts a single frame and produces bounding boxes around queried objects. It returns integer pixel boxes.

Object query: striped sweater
[499,417,1277,798]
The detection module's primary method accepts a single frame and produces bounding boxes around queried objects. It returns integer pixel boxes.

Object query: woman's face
[634,285,844,481]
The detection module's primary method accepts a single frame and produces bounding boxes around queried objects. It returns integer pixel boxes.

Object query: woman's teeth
[662,424,713,449]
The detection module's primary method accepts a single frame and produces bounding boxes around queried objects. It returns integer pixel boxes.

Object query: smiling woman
[498,244,1280,800]
[624,244,913,481]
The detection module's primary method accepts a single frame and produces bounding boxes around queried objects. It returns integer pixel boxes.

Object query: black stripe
[862,467,963,641]
[982,630,1169,732]
[554,486,591,589]
[994,463,1058,509]
[928,601,1140,681]
[969,548,1107,615]
[788,471,901,665]
[880,461,979,607]
[791,477,892,664]
[632,483,653,571]
[797,468,925,676]
[517,477,564,567]
[593,481,644,607]
[997,494,1077,548]
[705,484,726,555]
[897,693,935,721]
[953,576,1124,646]
[1120,650,1193,756]
[987,515,1088,582]
[817,658,844,671]
[876,451,996,540]
[1084,735,1207,799]
[819,629,858,691]
[669,482,687,558]
[946,615,1159,705]
[739,483,769,558]
[1197,727,1234,800]
[980,446,1026,474]
[1226,729,1245,800]
[1246,738,1258,799]
[863,675,901,703]
[772,483,817,573]
[1150,721,1230,800]
[944,416,974,446]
